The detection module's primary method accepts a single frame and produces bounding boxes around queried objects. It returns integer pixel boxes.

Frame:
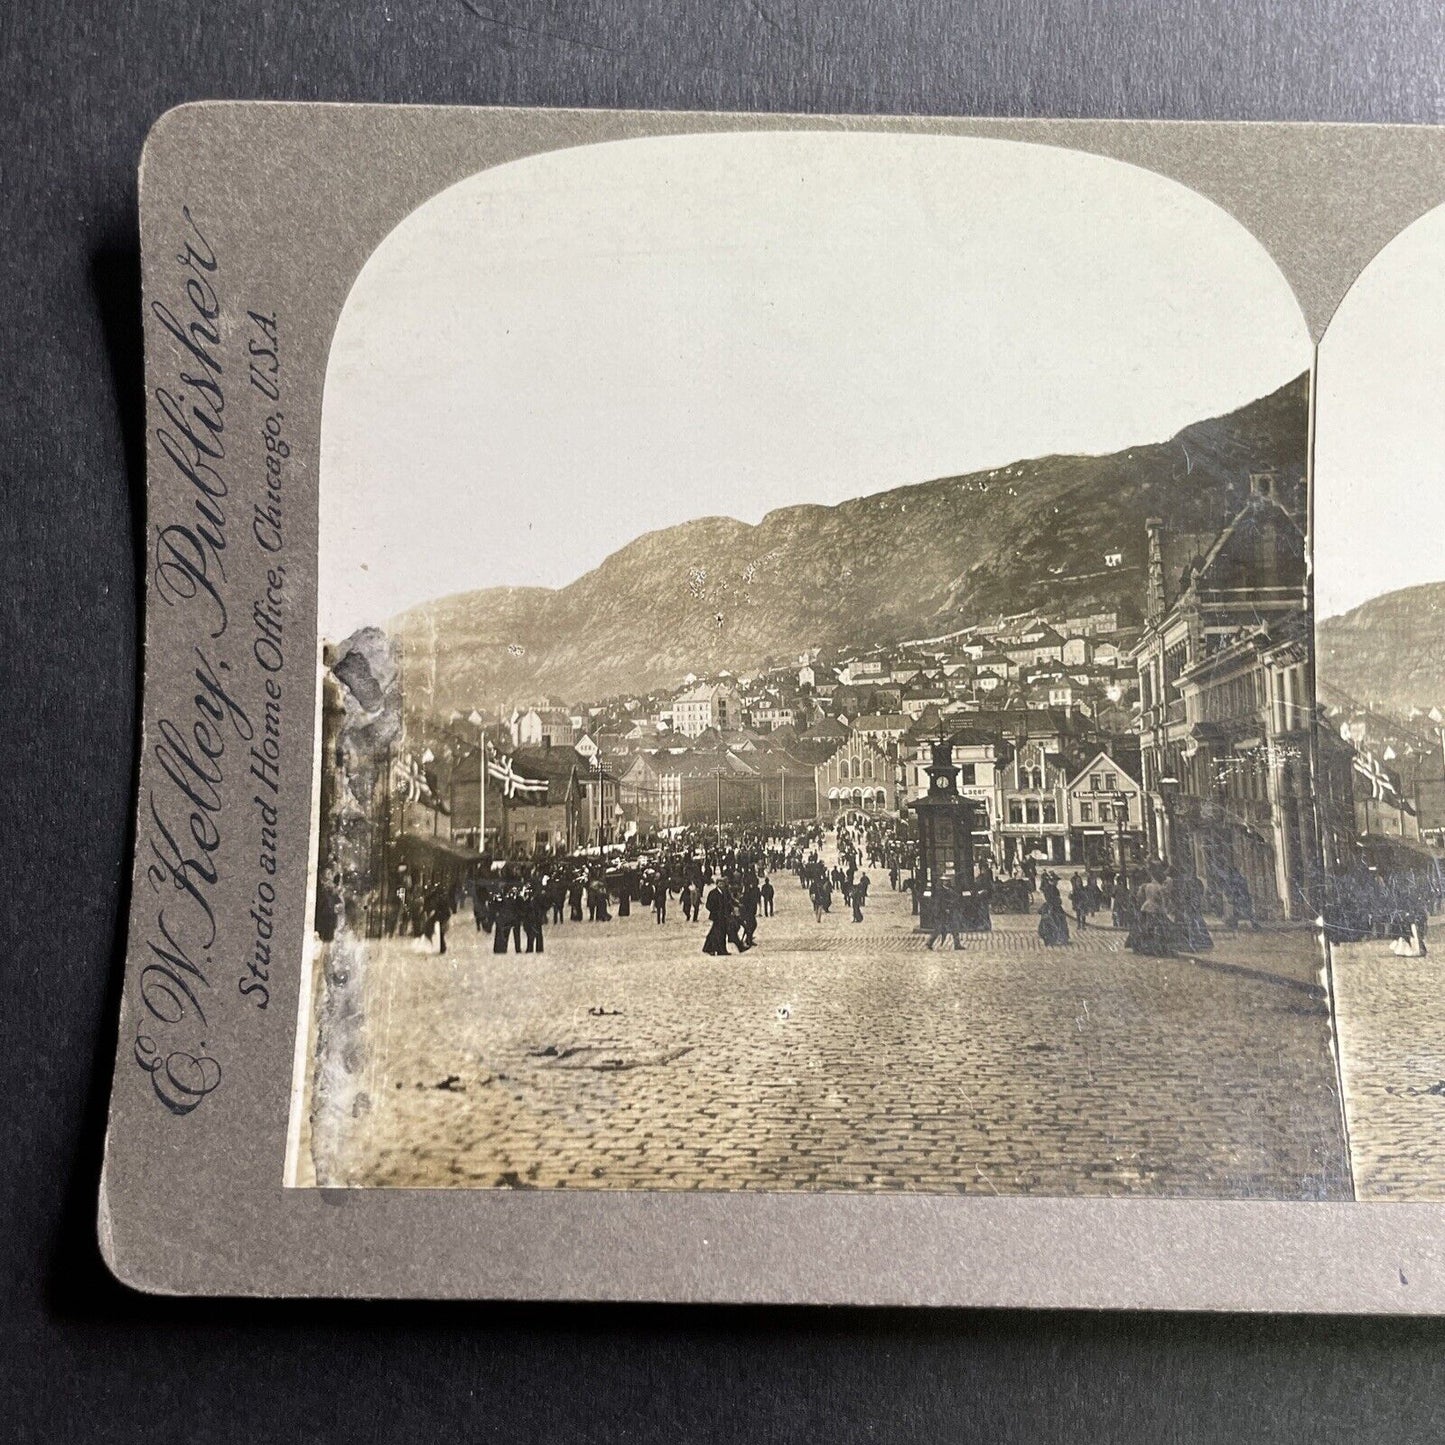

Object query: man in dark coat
[739,876,761,948]
[726,878,751,953]
[925,882,964,950]
[702,880,732,956]
[852,871,870,924]
[428,882,452,955]
[522,886,545,954]
[492,889,516,954]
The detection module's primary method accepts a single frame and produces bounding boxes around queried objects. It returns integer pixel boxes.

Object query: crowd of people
[371,823,847,958]
[338,813,1444,964]
[1321,860,1442,957]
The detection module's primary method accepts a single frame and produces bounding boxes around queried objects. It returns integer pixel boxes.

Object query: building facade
[1133,477,1315,919]
[1065,749,1145,867]
[816,734,899,817]
[672,682,738,738]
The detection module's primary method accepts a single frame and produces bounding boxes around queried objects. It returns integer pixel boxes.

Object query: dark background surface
[5,1,1445,1439]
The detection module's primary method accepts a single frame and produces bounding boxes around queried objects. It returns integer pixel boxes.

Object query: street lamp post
[1113,794,1130,894]
[1157,772,1180,867]
[593,747,604,845]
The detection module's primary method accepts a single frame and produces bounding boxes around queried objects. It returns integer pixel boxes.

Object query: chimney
[1145,518,1166,623]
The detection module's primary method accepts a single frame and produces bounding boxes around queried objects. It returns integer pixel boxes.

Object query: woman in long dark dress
[1038,872,1070,946]
[1175,871,1213,952]
[1128,873,1174,956]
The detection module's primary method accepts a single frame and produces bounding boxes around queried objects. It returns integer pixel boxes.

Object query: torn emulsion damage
[305,626,402,1185]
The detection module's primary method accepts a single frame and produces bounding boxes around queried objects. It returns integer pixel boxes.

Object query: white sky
[1315,200,1445,621]
[319,131,1312,638]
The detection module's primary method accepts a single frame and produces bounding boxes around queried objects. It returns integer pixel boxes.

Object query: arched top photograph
[296,126,1330,1204]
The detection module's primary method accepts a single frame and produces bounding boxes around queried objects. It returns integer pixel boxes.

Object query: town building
[1061,610,1120,637]
[997,737,1072,865]
[1132,474,1316,919]
[1065,749,1145,867]
[672,681,738,738]
[900,675,950,719]
[446,744,592,857]
[850,712,911,749]
[617,751,665,832]
[658,745,815,828]
[1002,625,1065,670]
[510,705,575,748]
[747,702,798,733]
[801,716,849,748]
[839,657,888,685]
[900,726,1000,859]
[816,733,898,818]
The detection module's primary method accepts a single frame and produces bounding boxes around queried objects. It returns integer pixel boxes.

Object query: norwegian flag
[393,753,435,804]
[1353,749,1397,802]
[487,748,548,800]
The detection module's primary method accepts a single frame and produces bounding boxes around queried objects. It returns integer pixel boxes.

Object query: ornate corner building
[1132,473,1318,920]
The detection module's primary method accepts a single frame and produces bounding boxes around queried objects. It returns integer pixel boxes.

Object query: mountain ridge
[1317,582,1445,717]
[391,373,1310,714]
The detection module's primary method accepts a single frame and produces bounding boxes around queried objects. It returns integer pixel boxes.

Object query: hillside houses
[394,598,1149,858]
[1001,624,1065,670]
[851,712,911,748]
[746,701,799,733]
[900,675,950,719]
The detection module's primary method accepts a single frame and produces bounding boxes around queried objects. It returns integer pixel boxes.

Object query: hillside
[1317,583,1445,716]
[391,373,1309,713]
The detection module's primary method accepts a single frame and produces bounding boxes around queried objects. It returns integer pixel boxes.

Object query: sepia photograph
[287,130,1345,1197]
[1314,198,1445,1201]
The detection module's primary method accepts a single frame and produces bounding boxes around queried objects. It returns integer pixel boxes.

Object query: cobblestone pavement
[1332,921,1445,1199]
[307,867,1350,1197]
